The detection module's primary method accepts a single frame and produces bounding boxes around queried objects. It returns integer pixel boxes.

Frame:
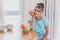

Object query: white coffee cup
[6,24,13,30]
[0,26,6,32]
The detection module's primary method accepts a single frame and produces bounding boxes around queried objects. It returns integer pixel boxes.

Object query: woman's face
[34,7,43,17]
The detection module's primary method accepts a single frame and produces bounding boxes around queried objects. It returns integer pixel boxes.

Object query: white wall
[3,0,24,24]
[0,0,3,26]
[3,0,19,11]
[3,0,24,15]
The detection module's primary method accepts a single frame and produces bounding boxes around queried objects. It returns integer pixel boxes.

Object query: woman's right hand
[29,11,35,17]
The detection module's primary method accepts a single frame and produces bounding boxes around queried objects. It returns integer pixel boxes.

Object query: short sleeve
[44,18,49,27]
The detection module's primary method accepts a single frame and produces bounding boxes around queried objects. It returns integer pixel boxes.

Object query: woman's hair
[36,3,44,9]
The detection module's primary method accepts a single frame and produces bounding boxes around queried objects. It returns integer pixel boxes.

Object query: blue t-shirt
[29,16,49,35]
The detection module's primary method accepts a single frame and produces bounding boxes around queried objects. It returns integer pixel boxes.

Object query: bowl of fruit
[21,24,30,32]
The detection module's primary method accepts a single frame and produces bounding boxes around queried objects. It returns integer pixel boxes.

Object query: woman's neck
[35,15,42,21]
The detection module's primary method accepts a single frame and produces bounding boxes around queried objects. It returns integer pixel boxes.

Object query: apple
[24,26,29,31]
[21,24,25,29]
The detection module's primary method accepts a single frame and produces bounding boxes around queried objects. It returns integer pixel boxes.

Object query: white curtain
[45,0,55,39]
[54,0,60,40]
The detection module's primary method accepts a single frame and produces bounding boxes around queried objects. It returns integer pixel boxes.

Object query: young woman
[28,3,49,40]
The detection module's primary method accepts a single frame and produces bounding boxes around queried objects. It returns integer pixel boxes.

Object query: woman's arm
[28,17,35,28]
[28,11,35,28]
[31,17,35,28]
[43,26,49,40]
